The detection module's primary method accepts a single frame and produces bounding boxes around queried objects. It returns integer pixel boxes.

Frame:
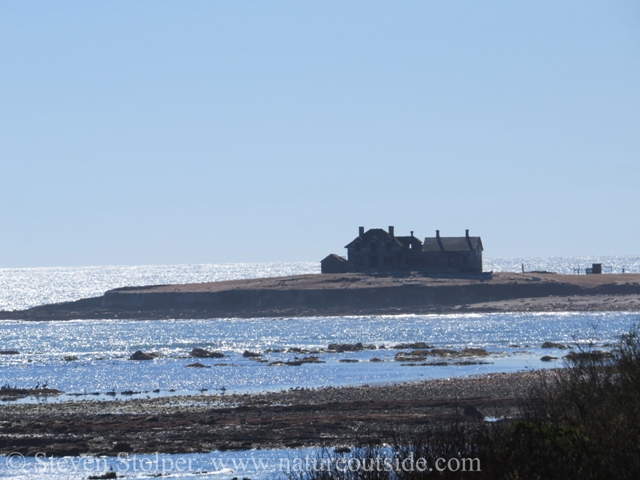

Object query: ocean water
[0,312,638,401]
[0,258,639,400]
[0,262,319,312]
[0,259,639,479]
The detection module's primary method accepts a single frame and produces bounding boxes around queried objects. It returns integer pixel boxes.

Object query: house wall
[422,249,482,274]
[321,257,348,273]
[347,240,409,273]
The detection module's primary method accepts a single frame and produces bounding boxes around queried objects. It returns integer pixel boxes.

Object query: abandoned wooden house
[321,226,483,274]
[422,229,483,274]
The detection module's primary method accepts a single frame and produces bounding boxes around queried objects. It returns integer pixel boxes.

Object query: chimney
[359,226,364,236]
[436,230,440,238]
[389,226,394,237]
[410,230,414,237]
[465,229,469,238]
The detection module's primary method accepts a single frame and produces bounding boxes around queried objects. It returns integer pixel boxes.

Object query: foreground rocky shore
[1,272,640,321]
[0,371,547,456]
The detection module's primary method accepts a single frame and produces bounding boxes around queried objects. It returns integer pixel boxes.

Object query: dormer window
[385,243,391,251]
[370,243,377,252]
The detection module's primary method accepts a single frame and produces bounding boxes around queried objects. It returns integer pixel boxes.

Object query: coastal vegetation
[289,326,640,479]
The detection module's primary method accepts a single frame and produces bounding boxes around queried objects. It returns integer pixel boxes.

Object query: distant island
[3,225,638,321]
[1,272,640,321]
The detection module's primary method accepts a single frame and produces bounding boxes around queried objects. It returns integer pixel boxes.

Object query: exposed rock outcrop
[190,348,225,358]
[129,351,158,361]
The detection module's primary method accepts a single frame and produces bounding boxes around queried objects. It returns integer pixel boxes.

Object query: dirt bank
[2,272,640,321]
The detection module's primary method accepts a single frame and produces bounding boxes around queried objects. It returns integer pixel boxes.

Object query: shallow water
[1,312,637,401]
[0,447,321,479]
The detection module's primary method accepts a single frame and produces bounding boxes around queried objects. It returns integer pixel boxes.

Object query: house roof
[422,236,483,252]
[321,253,347,263]
[344,228,404,249]
[395,235,423,247]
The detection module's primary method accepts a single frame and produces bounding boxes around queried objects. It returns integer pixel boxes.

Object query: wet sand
[0,370,550,456]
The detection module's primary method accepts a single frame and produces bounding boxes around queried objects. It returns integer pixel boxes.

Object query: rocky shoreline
[0,371,549,457]
[1,272,640,321]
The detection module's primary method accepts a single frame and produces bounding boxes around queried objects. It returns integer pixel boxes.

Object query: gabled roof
[321,253,347,263]
[395,235,423,247]
[422,236,483,252]
[344,228,404,249]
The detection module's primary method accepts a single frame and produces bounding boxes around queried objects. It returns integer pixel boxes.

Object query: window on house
[356,243,361,252]
[370,256,378,267]
[462,256,468,264]
[448,256,454,266]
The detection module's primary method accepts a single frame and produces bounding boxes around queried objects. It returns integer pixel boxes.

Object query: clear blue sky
[1,1,639,267]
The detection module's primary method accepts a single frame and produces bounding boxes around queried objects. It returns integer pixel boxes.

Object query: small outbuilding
[321,254,348,273]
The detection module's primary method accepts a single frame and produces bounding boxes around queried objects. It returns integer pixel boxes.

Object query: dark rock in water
[453,360,491,366]
[0,386,63,399]
[395,352,427,361]
[327,342,376,352]
[339,359,359,363]
[430,349,458,357]
[463,405,484,420]
[129,350,157,361]
[284,361,303,366]
[334,446,351,453]
[564,350,612,362]
[268,361,287,366]
[394,342,431,350]
[190,348,225,358]
[460,348,490,357]
[370,357,383,362]
[88,470,117,479]
[63,355,79,362]
[0,350,19,355]
[298,356,325,364]
[542,342,568,349]
[286,347,308,354]
[540,355,559,362]
[408,349,432,356]
[186,362,211,368]
[243,350,261,358]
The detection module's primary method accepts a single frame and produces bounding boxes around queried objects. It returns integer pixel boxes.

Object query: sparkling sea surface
[0,258,639,399]
[1,258,639,479]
